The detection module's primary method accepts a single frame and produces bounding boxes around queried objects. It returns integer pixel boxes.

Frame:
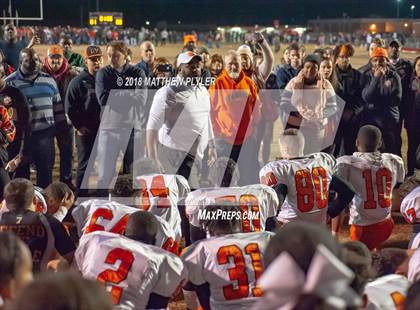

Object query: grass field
[34,43,418,309]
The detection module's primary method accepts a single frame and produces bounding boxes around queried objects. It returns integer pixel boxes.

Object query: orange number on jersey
[138,175,170,210]
[390,291,405,310]
[85,209,129,235]
[404,208,417,224]
[239,195,260,232]
[217,243,263,300]
[362,168,392,209]
[295,167,327,213]
[260,172,277,187]
[97,248,134,305]
[215,195,260,232]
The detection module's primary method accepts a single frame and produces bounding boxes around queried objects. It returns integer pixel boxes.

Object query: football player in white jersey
[133,158,190,243]
[182,204,274,310]
[400,186,420,248]
[363,274,409,309]
[185,157,280,242]
[76,211,188,310]
[259,128,354,225]
[72,174,178,254]
[336,125,405,250]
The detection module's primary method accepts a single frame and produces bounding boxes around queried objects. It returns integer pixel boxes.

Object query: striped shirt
[5,69,66,132]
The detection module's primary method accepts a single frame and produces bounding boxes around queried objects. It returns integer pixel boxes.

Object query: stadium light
[145,20,150,25]
[397,0,401,18]
[411,5,416,18]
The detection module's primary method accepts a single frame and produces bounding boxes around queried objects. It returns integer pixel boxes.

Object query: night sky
[0,0,418,27]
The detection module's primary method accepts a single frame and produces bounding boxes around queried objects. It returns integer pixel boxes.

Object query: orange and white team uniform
[259,152,335,224]
[363,274,409,309]
[72,199,178,254]
[75,231,188,309]
[336,152,404,250]
[136,174,190,241]
[400,186,420,248]
[182,231,273,309]
[185,184,279,232]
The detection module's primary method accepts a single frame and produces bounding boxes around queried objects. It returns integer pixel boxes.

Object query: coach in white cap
[146,51,217,186]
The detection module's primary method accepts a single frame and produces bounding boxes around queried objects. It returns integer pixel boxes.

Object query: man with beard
[136,41,156,78]
[42,45,78,190]
[147,51,216,187]
[388,39,413,161]
[333,43,363,156]
[65,46,103,197]
[0,24,39,70]
[59,36,85,71]
[5,48,66,187]
[209,50,260,185]
[361,47,402,156]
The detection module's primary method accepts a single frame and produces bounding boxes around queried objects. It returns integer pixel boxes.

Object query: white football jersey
[135,174,190,241]
[259,152,335,224]
[185,185,279,232]
[336,152,405,226]
[401,186,420,224]
[182,231,274,310]
[76,231,188,310]
[72,199,178,254]
[364,274,409,310]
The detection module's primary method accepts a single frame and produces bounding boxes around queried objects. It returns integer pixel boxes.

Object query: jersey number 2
[97,248,134,305]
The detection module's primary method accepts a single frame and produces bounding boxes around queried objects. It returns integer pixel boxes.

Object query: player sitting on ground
[0,178,75,272]
[75,211,188,309]
[400,147,420,248]
[71,174,178,253]
[259,128,355,225]
[182,204,274,310]
[185,157,279,242]
[336,125,405,250]
[133,158,191,243]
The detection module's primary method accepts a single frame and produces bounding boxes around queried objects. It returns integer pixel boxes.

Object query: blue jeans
[56,126,74,183]
[29,127,55,188]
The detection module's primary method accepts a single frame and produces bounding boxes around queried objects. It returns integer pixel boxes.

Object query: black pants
[333,115,360,157]
[362,113,401,156]
[0,147,10,200]
[75,132,97,197]
[406,122,420,176]
[7,137,30,179]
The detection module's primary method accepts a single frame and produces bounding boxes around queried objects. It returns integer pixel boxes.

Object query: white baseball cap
[176,51,202,67]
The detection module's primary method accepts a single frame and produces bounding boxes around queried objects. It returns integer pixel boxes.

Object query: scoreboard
[89,12,123,27]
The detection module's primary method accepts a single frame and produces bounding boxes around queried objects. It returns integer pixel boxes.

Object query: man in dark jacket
[135,41,155,77]
[388,39,413,160]
[95,41,147,193]
[275,42,302,89]
[65,46,103,197]
[333,43,364,156]
[361,47,402,155]
[358,38,385,76]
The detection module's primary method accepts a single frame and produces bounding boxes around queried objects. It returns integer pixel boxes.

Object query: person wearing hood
[361,47,402,156]
[42,45,78,190]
